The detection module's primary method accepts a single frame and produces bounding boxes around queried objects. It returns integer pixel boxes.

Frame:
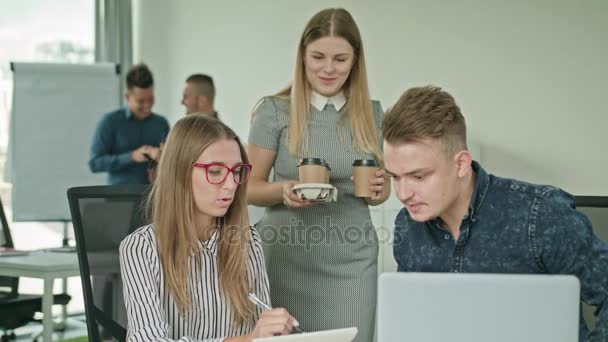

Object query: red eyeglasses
[192,163,252,184]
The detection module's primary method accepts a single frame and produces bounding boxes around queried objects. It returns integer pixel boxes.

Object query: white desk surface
[0,251,79,278]
[0,250,81,342]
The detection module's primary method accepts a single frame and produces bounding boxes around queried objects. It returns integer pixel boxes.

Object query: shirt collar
[202,111,219,119]
[467,160,489,221]
[125,107,155,121]
[205,228,219,255]
[124,107,134,119]
[429,160,489,227]
[191,227,219,256]
[310,91,347,111]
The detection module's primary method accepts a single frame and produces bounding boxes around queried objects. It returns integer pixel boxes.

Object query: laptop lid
[378,272,580,342]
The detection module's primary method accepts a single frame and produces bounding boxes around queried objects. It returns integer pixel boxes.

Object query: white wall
[134,0,608,272]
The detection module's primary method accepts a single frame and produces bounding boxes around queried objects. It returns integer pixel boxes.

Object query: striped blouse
[119,224,269,342]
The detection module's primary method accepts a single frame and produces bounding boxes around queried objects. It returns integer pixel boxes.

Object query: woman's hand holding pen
[248,308,299,340]
[281,180,316,208]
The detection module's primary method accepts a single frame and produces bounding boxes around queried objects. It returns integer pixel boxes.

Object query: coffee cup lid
[298,158,330,170]
[352,159,380,167]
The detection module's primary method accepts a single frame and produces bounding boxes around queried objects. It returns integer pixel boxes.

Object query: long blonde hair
[275,8,381,159]
[147,114,253,326]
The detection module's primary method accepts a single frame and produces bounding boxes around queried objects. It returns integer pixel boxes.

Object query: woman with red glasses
[119,114,298,341]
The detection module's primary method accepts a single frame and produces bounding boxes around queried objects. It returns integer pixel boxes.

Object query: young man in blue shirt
[89,63,169,184]
[382,85,608,342]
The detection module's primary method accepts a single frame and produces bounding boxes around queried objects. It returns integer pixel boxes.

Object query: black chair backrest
[0,197,13,248]
[0,196,19,295]
[574,196,608,331]
[575,196,608,242]
[67,185,150,342]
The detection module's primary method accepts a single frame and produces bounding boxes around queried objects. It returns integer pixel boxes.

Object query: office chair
[574,196,608,331]
[67,184,150,342]
[0,197,71,341]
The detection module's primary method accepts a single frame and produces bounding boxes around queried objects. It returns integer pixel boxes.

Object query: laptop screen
[377,272,580,342]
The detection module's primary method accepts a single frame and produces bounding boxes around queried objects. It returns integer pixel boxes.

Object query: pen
[247,292,304,334]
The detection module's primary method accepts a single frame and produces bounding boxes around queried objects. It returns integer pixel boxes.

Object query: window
[0,0,94,153]
[0,0,94,318]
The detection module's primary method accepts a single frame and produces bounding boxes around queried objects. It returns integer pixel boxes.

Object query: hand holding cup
[352,159,383,198]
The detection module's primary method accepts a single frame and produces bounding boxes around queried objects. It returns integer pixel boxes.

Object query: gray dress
[248,97,383,342]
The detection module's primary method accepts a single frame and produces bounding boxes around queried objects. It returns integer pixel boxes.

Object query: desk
[0,251,80,342]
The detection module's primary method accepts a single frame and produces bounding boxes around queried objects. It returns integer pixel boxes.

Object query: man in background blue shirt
[89,63,169,184]
[382,85,608,342]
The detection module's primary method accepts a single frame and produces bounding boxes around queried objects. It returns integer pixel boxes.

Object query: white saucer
[292,183,337,203]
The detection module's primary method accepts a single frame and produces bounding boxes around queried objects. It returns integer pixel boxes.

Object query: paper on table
[253,327,357,342]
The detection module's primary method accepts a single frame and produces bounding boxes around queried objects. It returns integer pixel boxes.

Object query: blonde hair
[383,85,467,156]
[273,8,381,159]
[148,114,253,326]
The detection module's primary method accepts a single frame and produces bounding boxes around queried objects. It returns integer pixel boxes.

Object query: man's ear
[198,95,209,108]
[453,150,472,178]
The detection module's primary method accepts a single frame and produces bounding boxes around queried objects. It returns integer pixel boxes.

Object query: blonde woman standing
[247,8,390,342]
[120,115,297,342]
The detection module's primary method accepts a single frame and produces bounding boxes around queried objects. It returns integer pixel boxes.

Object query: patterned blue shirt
[89,107,169,185]
[393,161,608,342]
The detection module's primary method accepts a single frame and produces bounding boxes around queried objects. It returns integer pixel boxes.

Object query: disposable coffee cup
[353,159,380,197]
[322,161,331,183]
[298,158,330,184]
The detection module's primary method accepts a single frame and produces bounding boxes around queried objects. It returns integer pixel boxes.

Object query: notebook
[253,327,357,342]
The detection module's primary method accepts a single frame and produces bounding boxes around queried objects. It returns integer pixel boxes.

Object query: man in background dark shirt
[89,63,169,184]
[382,85,608,342]
[181,73,218,118]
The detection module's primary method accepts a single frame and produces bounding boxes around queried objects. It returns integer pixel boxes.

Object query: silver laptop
[378,272,580,342]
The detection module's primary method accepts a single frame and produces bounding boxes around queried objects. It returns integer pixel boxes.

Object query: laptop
[377,272,580,342]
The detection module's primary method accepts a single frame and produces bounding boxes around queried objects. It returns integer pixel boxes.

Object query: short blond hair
[383,86,467,155]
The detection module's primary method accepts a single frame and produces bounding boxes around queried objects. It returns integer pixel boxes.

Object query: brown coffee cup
[353,159,380,197]
[298,158,330,184]
[322,161,331,183]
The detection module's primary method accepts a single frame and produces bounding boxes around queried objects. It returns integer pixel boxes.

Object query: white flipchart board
[9,62,120,221]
